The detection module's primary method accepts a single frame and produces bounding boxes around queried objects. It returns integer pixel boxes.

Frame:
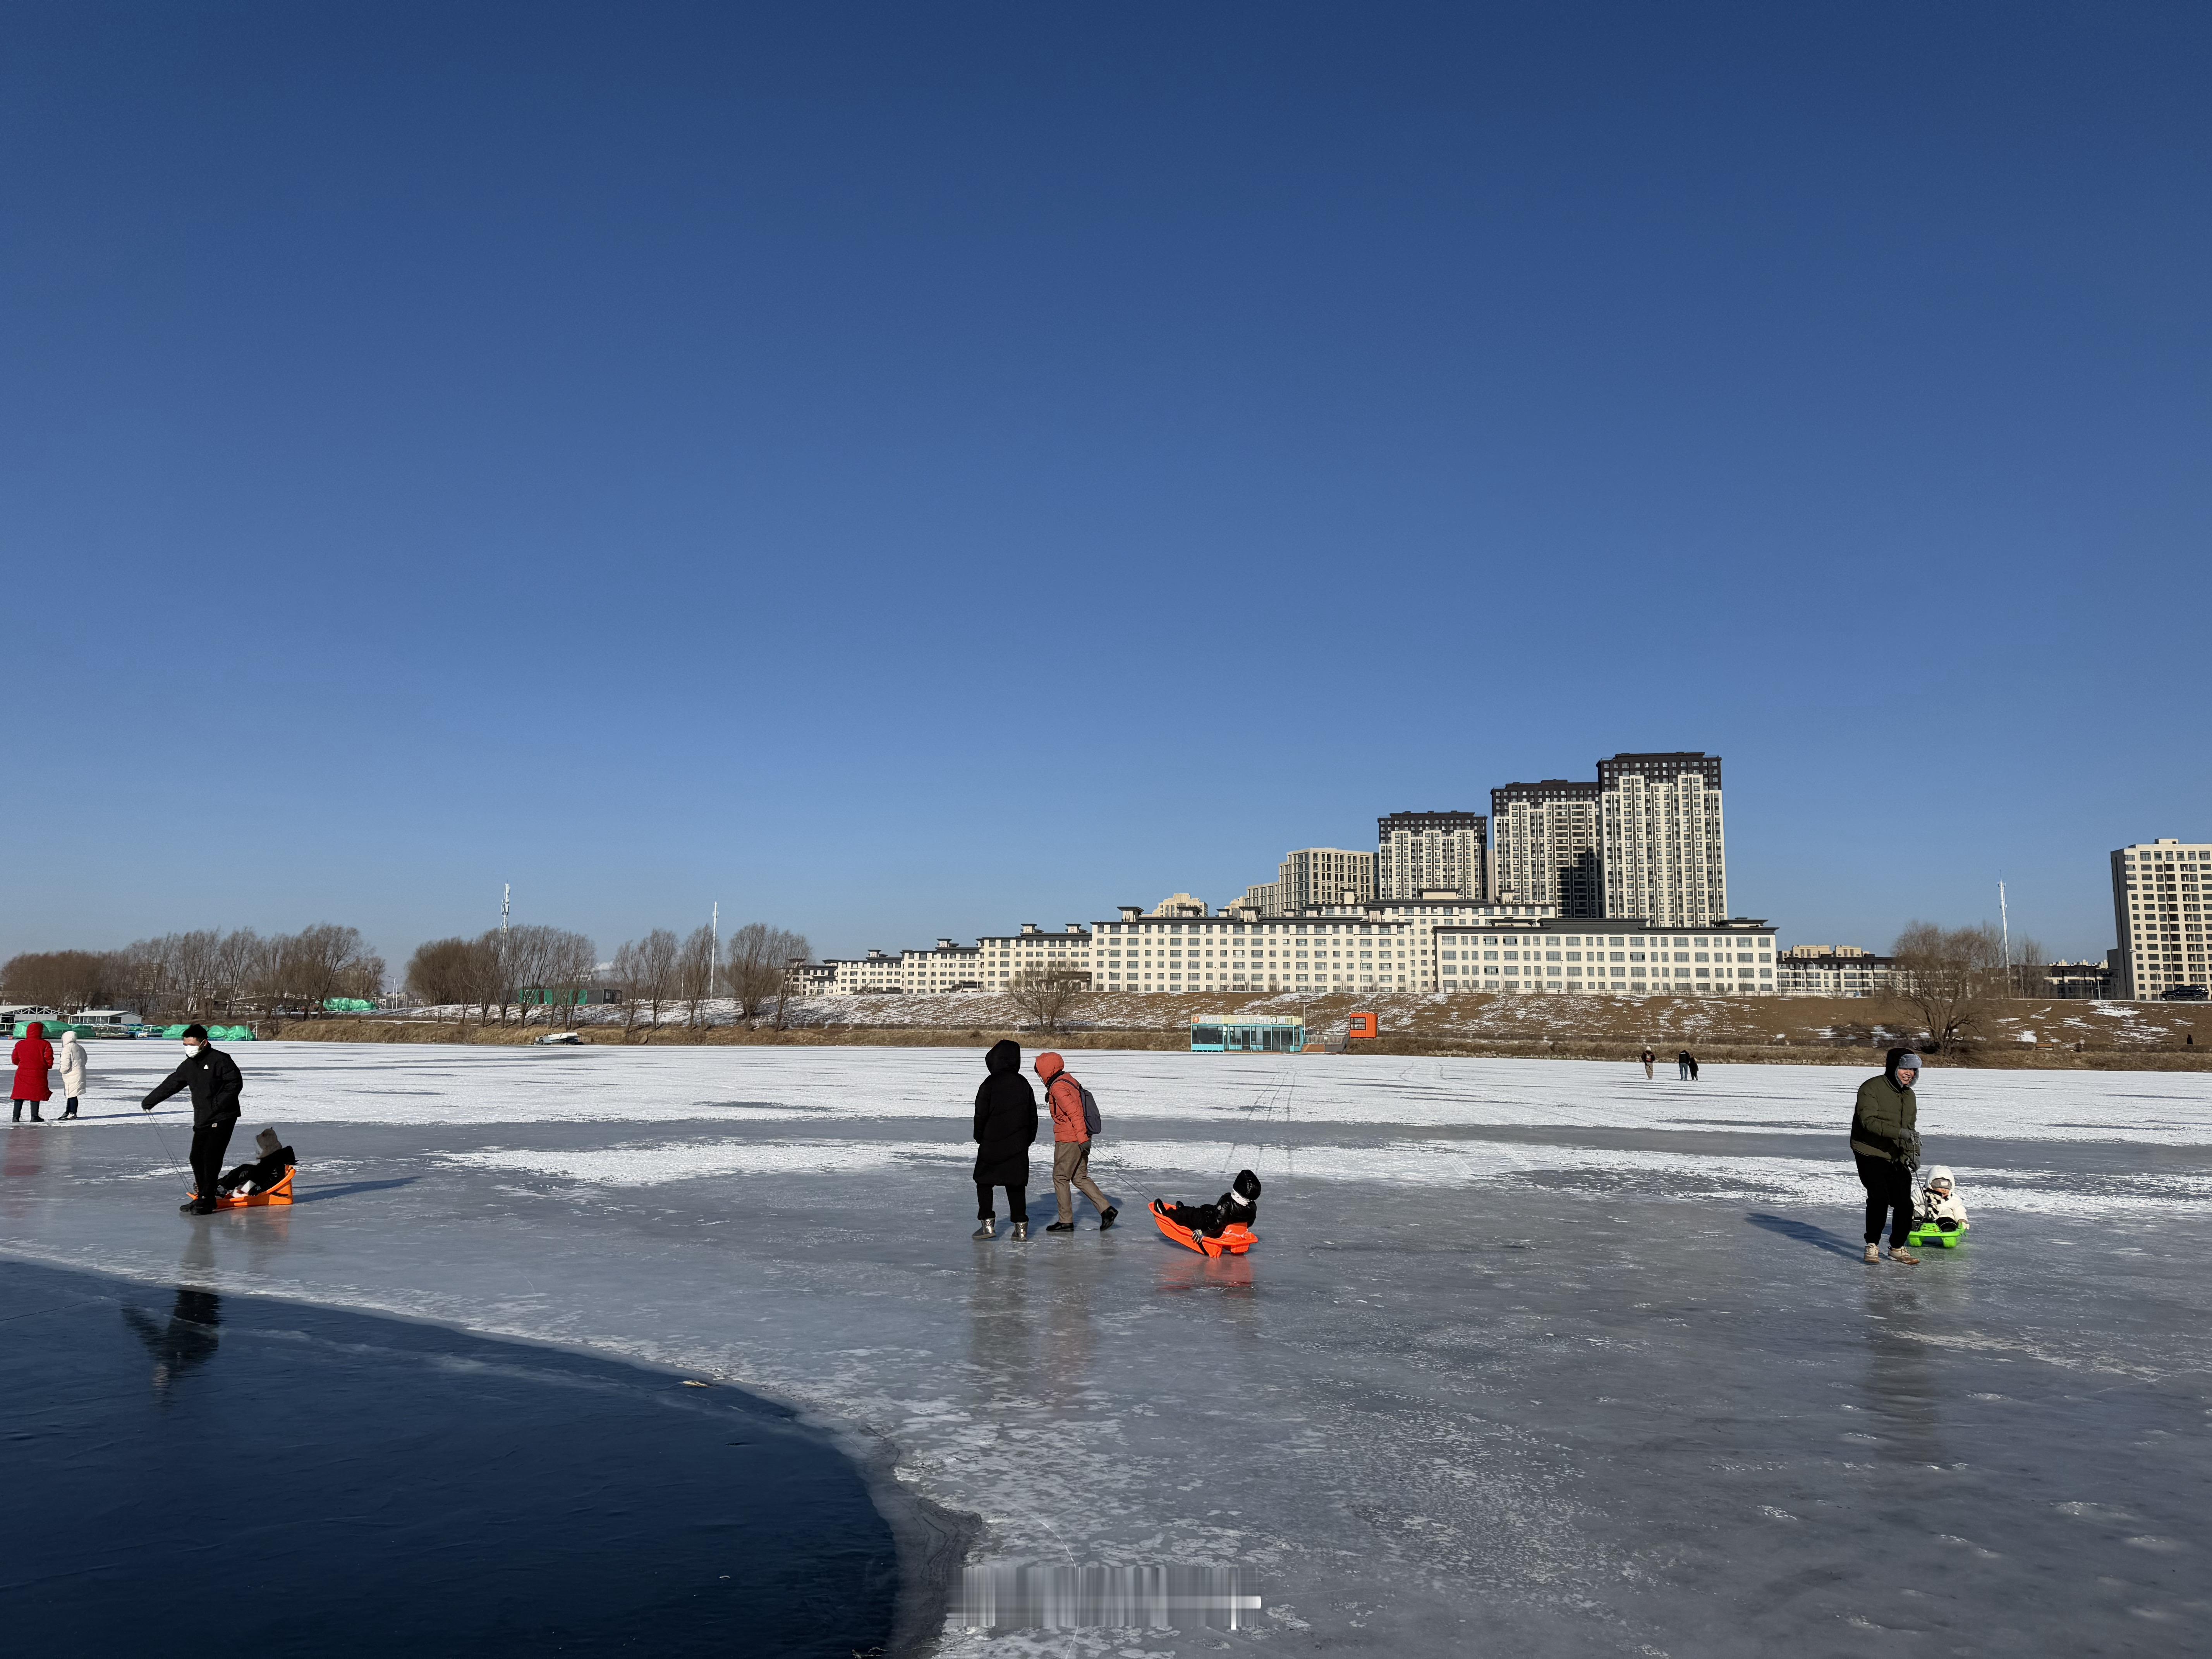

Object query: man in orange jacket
[1034,1051,1117,1234]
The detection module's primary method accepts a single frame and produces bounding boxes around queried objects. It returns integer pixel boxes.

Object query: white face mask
[182,1043,203,1058]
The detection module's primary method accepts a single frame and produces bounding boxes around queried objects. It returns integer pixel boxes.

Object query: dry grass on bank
[273,989,2209,1071]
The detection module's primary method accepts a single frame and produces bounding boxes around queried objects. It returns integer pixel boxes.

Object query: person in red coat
[11,1020,55,1125]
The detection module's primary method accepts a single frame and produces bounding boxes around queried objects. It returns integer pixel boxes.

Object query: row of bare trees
[402,920,810,1032]
[1885,921,2047,1053]
[1,926,386,1025]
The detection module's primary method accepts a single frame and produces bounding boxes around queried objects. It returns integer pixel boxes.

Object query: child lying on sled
[1152,1169,1262,1237]
[1914,1165,1970,1235]
[216,1128,297,1198]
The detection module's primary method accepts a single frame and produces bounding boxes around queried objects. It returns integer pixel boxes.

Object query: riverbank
[271,984,2212,1071]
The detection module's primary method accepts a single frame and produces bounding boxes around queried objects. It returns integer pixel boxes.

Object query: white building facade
[2111,838,2210,999]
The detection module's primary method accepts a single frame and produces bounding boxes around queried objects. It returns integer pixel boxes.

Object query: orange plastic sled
[1150,1200,1257,1258]
[190,1166,297,1210]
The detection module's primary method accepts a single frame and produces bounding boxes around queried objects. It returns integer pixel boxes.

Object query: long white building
[796,901,1777,998]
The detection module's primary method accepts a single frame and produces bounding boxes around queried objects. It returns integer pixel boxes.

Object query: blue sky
[5,2,2206,970]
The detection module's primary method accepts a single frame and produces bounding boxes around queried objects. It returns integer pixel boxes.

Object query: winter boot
[1011,1221,1028,1241]
[1099,1206,1119,1232]
[180,1197,217,1215]
[1045,1222,1076,1233]
[61,1103,77,1120]
[27,1106,42,1123]
[9,1103,18,1123]
[971,1218,996,1240]
[1888,1245,1922,1265]
[1862,1243,1880,1264]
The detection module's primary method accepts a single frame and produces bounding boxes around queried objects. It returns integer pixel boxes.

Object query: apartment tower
[1599,752,1726,927]
[1491,781,1602,917]
[2111,838,2210,999]
[1376,811,1489,902]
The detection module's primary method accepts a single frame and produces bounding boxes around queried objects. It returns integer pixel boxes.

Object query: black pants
[191,1118,238,1204]
[1855,1152,1914,1246]
[975,1180,1026,1223]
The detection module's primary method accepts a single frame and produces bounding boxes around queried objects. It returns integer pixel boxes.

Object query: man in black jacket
[142,1024,245,1215]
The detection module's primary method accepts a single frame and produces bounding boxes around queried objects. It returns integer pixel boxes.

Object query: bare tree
[0,950,113,1013]
[540,929,598,1029]
[1887,922,2007,1052]
[675,924,717,1029]
[2006,935,2049,1001]
[722,922,811,1023]
[608,939,643,1034]
[279,924,387,1017]
[616,928,682,1037]
[407,937,483,1008]
[1006,966,1087,1035]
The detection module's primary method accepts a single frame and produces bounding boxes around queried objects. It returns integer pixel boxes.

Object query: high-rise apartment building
[1274,848,1376,914]
[1491,781,1602,917]
[1376,811,1489,901]
[1599,752,1726,927]
[2111,838,2210,999]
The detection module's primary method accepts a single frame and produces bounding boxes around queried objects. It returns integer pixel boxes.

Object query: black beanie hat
[182,1023,210,1042]
[1233,1169,1262,1202]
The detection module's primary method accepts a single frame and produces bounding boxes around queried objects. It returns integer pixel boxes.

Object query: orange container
[1348,1012,1379,1040]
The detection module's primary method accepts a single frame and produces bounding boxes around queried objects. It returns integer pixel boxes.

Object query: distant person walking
[1035,1051,1117,1235]
[1851,1048,1923,1265]
[971,1039,1037,1241]
[56,1029,88,1120]
[141,1024,245,1215]
[1687,1052,1699,1081]
[1641,1047,1656,1080]
[1676,1049,1693,1081]
[10,1020,54,1125]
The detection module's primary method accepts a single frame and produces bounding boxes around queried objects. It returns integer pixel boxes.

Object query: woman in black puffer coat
[972,1039,1038,1240]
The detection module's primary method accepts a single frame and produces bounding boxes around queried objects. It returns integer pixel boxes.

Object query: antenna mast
[1998,879,2011,996]
[711,901,719,997]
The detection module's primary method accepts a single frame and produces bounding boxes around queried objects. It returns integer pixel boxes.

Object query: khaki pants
[1052,1140,1110,1224]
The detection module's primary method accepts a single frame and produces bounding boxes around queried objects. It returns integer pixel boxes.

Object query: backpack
[1063,1073,1103,1138]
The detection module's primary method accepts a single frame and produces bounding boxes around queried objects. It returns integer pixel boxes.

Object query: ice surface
[6,1044,2211,1655]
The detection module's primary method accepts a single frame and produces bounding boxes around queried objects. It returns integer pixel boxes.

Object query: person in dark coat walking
[972,1039,1038,1240]
[1676,1049,1693,1080]
[1851,1048,1923,1264]
[11,1020,55,1124]
[141,1024,245,1215]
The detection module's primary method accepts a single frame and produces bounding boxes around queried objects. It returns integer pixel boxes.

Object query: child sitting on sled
[1153,1169,1262,1238]
[216,1128,297,1198]
[1913,1165,1970,1236]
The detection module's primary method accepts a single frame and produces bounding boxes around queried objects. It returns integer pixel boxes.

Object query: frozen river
[5,1042,2210,1655]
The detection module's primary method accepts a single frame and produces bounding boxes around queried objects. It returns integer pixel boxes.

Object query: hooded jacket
[1850,1049,1920,1164]
[1035,1051,1088,1145]
[10,1022,54,1101]
[57,1031,88,1097]
[972,1039,1038,1187]
[1915,1166,1970,1228]
[142,1043,245,1128]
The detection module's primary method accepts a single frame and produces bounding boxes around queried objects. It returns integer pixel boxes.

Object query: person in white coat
[1914,1165,1970,1235]
[56,1030,88,1120]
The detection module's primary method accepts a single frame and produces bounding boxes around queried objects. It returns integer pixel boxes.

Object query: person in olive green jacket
[1851,1049,1923,1263]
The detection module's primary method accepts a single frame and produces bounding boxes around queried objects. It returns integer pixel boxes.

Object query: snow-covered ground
[6,1044,2211,1655]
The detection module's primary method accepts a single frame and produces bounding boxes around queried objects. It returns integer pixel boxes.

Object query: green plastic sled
[1907,1222,1965,1249]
